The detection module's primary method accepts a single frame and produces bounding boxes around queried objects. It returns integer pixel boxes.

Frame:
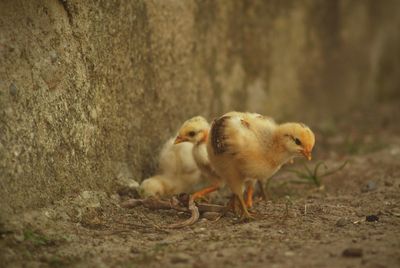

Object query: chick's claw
[247,209,259,219]
[224,195,242,215]
[233,208,257,223]
[238,214,256,223]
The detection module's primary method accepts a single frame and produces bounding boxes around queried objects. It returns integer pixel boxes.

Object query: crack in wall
[59,0,73,25]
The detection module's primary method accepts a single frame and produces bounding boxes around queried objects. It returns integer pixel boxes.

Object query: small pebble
[130,247,141,254]
[258,223,272,229]
[329,252,338,257]
[195,227,206,233]
[202,212,220,221]
[199,218,208,223]
[14,233,25,242]
[146,235,163,241]
[366,215,379,222]
[355,211,364,217]
[336,218,348,227]
[361,180,377,192]
[170,253,192,263]
[284,251,295,257]
[384,181,393,187]
[342,248,363,258]
[49,50,58,63]
[90,108,98,120]
[9,83,18,96]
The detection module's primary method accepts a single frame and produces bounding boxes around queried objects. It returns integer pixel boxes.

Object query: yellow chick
[140,136,202,197]
[174,115,264,208]
[224,112,273,209]
[174,116,223,202]
[207,111,315,220]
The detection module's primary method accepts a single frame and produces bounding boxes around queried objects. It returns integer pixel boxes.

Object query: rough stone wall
[1,0,399,217]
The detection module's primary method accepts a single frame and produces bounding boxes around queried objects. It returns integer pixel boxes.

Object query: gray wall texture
[1,0,400,217]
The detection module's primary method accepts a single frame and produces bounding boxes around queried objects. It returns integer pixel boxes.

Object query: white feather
[140,135,202,197]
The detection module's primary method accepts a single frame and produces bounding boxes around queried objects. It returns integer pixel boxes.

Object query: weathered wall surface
[1,0,399,217]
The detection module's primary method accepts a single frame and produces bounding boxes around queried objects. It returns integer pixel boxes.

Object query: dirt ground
[1,105,400,268]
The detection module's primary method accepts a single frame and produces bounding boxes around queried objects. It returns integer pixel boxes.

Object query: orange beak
[174,136,188,144]
[301,150,312,161]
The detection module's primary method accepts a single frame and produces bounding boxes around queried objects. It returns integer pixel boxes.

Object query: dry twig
[121,196,226,228]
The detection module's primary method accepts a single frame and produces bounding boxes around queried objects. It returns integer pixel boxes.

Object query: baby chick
[140,136,202,197]
[207,111,315,220]
[174,116,223,202]
[175,115,265,208]
[224,112,272,209]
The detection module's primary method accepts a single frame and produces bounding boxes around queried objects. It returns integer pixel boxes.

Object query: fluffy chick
[207,111,315,219]
[140,137,202,197]
[225,112,272,208]
[175,114,265,207]
[174,116,222,202]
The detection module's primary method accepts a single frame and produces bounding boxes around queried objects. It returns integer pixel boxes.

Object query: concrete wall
[1,0,400,217]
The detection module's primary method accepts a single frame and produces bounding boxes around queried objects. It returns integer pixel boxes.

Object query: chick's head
[278,123,315,160]
[174,116,209,145]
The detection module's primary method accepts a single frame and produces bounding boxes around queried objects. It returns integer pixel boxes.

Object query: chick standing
[174,116,223,202]
[174,115,265,207]
[224,112,272,209]
[207,112,315,220]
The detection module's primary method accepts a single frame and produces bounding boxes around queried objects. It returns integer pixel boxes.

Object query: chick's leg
[229,181,255,221]
[245,181,254,208]
[190,182,220,202]
[237,193,255,221]
[256,180,267,201]
[224,194,241,215]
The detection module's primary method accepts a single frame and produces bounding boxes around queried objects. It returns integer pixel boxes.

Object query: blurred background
[1,0,400,218]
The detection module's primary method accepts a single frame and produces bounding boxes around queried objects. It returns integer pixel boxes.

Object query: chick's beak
[174,136,187,144]
[301,150,312,161]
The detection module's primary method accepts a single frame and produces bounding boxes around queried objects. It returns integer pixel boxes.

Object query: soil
[1,106,400,268]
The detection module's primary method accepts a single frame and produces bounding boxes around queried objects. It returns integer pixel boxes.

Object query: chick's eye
[188,131,196,137]
[294,138,302,146]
